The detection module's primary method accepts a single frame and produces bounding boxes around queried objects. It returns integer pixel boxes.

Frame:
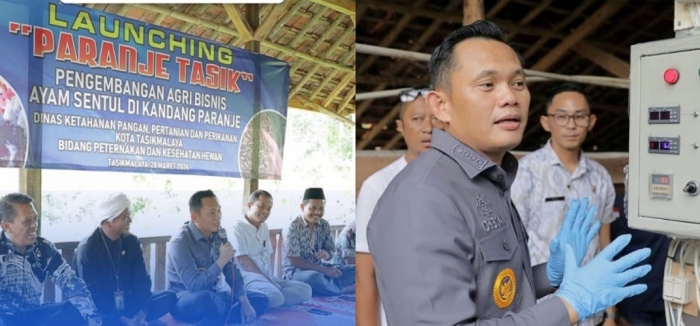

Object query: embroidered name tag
[477,194,506,232]
[482,216,506,232]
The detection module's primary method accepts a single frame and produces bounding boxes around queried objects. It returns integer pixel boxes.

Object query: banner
[0,0,291,179]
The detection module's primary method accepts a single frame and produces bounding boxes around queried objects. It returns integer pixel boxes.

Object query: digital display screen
[650,140,673,150]
[660,111,671,120]
[652,175,671,185]
[650,111,660,120]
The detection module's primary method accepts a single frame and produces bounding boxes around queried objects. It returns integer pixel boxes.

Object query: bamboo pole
[355,43,630,97]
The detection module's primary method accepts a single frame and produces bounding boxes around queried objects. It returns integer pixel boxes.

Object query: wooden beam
[310,27,355,102]
[485,0,510,18]
[288,15,343,78]
[290,95,354,127]
[358,0,428,74]
[463,0,484,25]
[355,0,461,118]
[359,75,430,86]
[337,85,355,113]
[588,114,628,143]
[223,4,253,44]
[263,41,353,73]
[383,132,403,150]
[131,4,353,73]
[268,0,307,41]
[522,0,598,61]
[309,71,339,100]
[358,1,567,41]
[572,41,630,78]
[253,1,293,41]
[531,1,626,72]
[309,0,356,23]
[322,72,355,107]
[243,3,260,211]
[289,7,328,49]
[357,103,401,149]
[506,0,551,41]
[290,23,354,98]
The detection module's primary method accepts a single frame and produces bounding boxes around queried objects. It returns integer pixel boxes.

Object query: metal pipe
[356,43,630,100]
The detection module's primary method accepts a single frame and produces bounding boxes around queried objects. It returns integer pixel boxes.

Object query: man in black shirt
[75,193,176,326]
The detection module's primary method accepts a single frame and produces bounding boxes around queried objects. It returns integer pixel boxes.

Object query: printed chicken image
[239,110,287,180]
[0,78,28,168]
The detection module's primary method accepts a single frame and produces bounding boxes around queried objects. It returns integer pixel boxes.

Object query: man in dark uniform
[74,193,176,326]
[367,20,653,326]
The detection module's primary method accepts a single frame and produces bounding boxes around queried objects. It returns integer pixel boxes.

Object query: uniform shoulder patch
[452,145,488,171]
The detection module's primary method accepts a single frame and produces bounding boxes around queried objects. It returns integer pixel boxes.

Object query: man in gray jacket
[367,20,652,326]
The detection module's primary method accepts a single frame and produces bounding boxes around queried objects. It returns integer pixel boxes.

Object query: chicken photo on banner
[0,76,28,168]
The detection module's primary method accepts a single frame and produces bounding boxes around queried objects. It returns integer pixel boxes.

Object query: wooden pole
[463,0,484,25]
[19,169,42,235]
[243,4,260,212]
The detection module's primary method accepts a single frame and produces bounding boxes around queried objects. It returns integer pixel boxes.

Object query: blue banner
[0,0,290,179]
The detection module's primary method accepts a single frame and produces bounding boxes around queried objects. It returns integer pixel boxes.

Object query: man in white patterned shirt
[511,83,618,326]
[355,86,443,326]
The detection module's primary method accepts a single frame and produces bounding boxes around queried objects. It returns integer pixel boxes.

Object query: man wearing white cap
[74,193,176,326]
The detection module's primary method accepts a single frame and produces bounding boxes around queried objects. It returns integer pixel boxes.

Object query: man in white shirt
[510,83,618,326]
[355,86,444,326]
[232,190,312,309]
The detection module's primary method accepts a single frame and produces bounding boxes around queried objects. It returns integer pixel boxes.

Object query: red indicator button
[664,68,679,84]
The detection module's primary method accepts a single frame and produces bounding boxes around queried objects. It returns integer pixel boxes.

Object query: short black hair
[544,83,590,113]
[429,20,518,91]
[248,189,272,203]
[0,193,34,223]
[189,190,216,213]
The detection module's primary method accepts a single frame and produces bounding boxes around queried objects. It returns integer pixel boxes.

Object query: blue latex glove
[555,234,651,321]
[546,197,601,287]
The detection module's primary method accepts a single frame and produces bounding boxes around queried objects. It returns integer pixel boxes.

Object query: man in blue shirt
[166,190,269,325]
[0,193,102,326]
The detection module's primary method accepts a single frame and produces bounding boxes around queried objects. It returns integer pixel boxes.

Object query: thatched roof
[83,1,356,126]
[356,0,674,152]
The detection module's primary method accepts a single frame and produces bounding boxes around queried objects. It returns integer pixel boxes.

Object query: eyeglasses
[547,113,591,127]
[399,86,431,103]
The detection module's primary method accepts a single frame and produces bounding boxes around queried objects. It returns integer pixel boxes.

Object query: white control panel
[628,36,700,238]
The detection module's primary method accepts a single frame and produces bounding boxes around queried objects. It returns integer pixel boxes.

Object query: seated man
[232,190,312,308]
[74,193,176,326]
[334,220,355,265]
[0,193,102,326]
[166,190,269,325]
[282,188,355,296]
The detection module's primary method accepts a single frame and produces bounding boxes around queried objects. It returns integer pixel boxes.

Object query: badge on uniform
[493,268,516,309]
[114,290,125,311]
